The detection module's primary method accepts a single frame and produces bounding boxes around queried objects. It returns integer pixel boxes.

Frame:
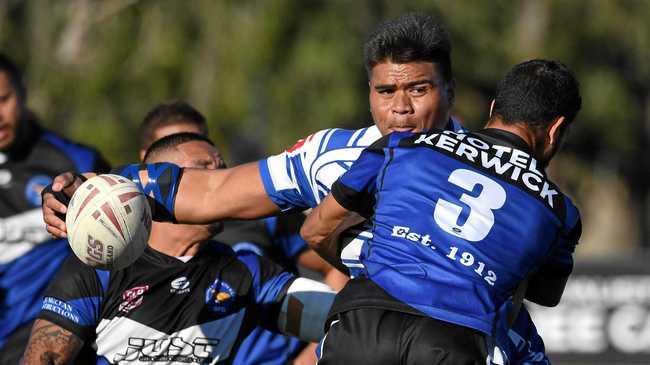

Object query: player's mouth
[0,125,11,141]
[389,126,416,133]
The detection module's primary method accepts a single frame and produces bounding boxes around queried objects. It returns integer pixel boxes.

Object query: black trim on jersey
[398,130,568,222]
[326,277,426,326]
[473,128,533,154]
[331,182,375,219]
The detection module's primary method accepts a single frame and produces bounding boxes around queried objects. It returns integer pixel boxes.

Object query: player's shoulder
[284,125,381,155]
[38,129,108,171]
[45,253,108,298]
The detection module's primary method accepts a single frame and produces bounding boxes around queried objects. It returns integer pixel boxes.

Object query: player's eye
[409,86,429,95]
[376,88,395,95]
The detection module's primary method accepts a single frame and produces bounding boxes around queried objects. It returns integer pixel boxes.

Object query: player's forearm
[21,319,84,365]
[118,161,279,223]
[301,206,347,271]
[173,162,279,223]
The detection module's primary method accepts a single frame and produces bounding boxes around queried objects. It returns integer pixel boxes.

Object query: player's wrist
[112,163,184,223]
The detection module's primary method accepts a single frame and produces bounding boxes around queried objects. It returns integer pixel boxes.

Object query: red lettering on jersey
[286,133,314,153]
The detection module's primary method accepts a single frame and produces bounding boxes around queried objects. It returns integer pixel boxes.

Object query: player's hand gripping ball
[65,174,152,270]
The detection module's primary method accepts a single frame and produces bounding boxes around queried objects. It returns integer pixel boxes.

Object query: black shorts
[319,308,488,365]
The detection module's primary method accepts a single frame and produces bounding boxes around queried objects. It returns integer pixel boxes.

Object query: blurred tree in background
[1,0,648,253]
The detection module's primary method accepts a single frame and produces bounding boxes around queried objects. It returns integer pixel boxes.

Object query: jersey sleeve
[264,213,308,260]
[37,254,108,341]
[330,136,388,218]
[508,306,550,364]
[526,200,581,306]
[236,251,295,329]
[258,129,332,212]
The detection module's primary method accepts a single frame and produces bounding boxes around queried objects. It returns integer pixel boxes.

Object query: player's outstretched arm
[173,162,279,224]
[21,319,84,365]
[42,162,280,237]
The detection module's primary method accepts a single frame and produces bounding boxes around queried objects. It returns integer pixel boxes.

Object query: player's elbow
[525,274,569,307]
[300,222,325,250]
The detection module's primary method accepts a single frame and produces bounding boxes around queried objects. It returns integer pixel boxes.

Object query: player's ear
[489,100,496,118]
[547,116,566,146]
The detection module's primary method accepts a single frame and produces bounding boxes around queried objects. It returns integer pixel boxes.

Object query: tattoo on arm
[22,319,84,365]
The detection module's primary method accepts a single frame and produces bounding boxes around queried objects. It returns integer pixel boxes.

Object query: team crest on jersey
[205,279,236,313]
[24,175,52,206]
[118,285,150,314]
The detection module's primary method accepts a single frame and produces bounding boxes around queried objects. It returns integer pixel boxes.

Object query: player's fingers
[43,206,67,231]
[43,193,67,214]
[51,172,77,192]
[46,224,67,239]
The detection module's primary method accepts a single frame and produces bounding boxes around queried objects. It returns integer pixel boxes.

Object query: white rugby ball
[66,174,152,270]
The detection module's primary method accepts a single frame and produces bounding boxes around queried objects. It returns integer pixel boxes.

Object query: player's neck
[148,222,210,257]
[484,117,544,160]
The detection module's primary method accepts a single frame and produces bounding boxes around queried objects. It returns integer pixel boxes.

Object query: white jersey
[258,120,466,275]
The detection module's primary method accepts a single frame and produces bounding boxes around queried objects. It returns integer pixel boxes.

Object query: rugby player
[137,101,346,364]
[0,53,110,364]
[23,132,335,364]
[302,59,582,364]
[42,13,550,363]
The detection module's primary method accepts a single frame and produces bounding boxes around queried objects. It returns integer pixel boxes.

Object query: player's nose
[391,91,413,115]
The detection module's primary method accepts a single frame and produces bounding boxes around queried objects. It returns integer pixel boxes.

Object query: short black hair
[492,59,582,128]
[143,132,215,163]
[363,13,452,81]
[0,52,26,103]
[138,100,208,150]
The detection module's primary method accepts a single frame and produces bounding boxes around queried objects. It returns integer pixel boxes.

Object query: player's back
[361,129,579,335]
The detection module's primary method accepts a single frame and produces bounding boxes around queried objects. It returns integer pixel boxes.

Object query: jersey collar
[474,128,534,154]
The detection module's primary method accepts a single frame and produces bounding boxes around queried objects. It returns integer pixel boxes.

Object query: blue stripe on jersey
[94,269,110,294]
[232,242,264,256]
[41,296,100,326]
[0,239,69,346]
[41,131,98,172]
[235,252,294,306]
[264,217,307,259]
[96,355,110,365]
[258,160,306,212]
[231,327,302,365]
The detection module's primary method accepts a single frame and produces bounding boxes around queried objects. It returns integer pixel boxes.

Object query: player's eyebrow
[373,79,436,90]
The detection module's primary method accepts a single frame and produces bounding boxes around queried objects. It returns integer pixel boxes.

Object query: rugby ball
[65,174,152,270]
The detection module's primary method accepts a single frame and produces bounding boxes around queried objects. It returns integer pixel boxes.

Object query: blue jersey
[0,119,109,348]
[332,129,580,337]
[259,121,465,275]
[217,215,307,365]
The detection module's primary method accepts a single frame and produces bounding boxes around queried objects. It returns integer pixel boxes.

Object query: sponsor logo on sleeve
[42,297,82,324]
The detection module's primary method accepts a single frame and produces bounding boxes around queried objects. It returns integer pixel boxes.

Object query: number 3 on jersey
[433,169,506,242]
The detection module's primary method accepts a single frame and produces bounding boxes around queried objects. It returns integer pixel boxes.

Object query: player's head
[364,13,454,135]
[144,132,224,242]
[0,53,27,150]
[143,132,224,169]
[489,59,582,165]
[138,100,209,160]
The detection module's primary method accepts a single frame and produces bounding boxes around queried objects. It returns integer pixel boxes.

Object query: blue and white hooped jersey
[331,129,581,337]
[258,120,465,275]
